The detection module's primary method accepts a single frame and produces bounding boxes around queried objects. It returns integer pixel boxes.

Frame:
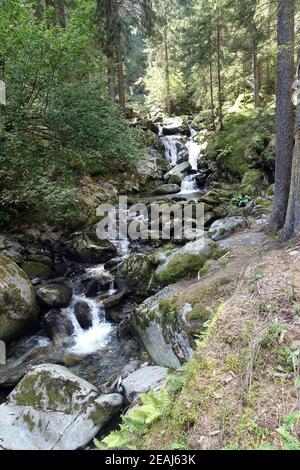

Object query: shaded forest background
[0,0,298,231]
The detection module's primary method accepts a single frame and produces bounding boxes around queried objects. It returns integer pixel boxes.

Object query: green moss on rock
[21,261,53,280]
[157,254,207,286]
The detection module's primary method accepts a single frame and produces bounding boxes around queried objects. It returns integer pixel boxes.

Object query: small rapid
[61,293,114,355]
[158,122,203,193]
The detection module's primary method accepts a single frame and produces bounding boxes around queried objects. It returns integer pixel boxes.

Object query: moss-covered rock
[168,175,182,185]
[65,228,117,263]
[115,253,155,300]
[36,283,72,308]
[0,254,38,342]
[0,364,123,450]
[156,253,207,286]
[241,169,264,196]
[208,217,247,241]
[154,238,215,287]
[21,261,54,280]
[132,287,192,369]
[252,197,273,218]
[153,184,181,195]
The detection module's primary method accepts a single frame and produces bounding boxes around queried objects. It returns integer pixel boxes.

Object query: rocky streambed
[0,117,273,449]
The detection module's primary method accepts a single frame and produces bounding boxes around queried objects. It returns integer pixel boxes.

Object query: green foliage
[205,109,275,177]
[231,194,251,208]
[259,413,300,450]
[0,0,141,229]
[94,389,169,450]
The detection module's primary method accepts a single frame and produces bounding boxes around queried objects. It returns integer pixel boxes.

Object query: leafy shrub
[94,389,169,450]
[231,194,251,208]
[0,1,142,229]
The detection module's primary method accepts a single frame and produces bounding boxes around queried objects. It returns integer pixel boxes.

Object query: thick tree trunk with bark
[282,53,300,240]
[163,27,172,115]
[269,0,295,232]
[105,1,116,103]
[208,24,216,131]
[252,37,261,108]
[209,53,216,131]
[216,7,223,130]
[116,45,126,113]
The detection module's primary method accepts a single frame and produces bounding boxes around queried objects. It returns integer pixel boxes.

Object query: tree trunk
[116,46,126,113]
[163,27,172,115]
[208,20,216,131]
[55,0,68,28]
[269,0,295,232]
[209,50,216,131]
[282,53,300,240]
[105,1,116,103]
[216,4,223,130]
[266,1,274,95]
[253,37,261,108]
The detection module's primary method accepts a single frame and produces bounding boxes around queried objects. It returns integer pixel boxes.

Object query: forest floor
[140,230,300,450]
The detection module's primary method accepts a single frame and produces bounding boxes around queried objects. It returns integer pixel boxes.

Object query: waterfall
[186,132,201,171]
[180,174,199,193]
[160,135,181,165]
[157,124,164,137]
[62,293,113,355]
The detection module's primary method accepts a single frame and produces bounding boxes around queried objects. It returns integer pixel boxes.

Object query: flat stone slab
[122,366,168,403]
[218,231,265,249]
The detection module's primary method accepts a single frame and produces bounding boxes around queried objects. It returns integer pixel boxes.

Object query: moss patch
[157,254,207,286]
[21,261,53,280]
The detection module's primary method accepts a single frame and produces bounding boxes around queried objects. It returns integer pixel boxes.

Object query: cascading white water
[186,128,202,171]
[180,174,199,193]
[158,123,203,193]
[157,124,164,137]
[160,135,181,165]
[62,293,113,355]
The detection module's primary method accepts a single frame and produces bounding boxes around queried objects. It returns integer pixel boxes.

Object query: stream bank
[0,116,274,449]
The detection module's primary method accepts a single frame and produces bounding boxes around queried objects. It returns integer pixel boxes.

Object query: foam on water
[62,294,113,355]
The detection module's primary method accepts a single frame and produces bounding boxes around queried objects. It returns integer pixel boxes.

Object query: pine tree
[270,0,295,232]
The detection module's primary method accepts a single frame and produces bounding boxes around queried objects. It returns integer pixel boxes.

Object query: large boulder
[0,235,25,263]
[0,255,38,342]
[164,162,191,183]
[74,300,92,329]
[36,283,72,308]
[115,253,155,300]
[161,117,189,136]
[65,229,117,264]
[133,287,192,369]
[208,217,247,241]
[42,309,74,345]
[0,364,123,450]
[153,184,181,196]
[122,366,168,403]
[21,261,54,281]
[154,238,215,287]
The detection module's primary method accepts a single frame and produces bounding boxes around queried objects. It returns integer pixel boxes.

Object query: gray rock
[208,217,247,241]
[0,364,123,450]
[0,255,38,342]
[218,231,265,249]
[154,238,215,287]
[122,366,168,403]
[0,235,25,263]
[42,309,74,344]
[66,229,117,264]
[164,162,191,182]
[153,184,181,195]
[133,287,192,369]
[74,300,92,329]
[115,253,154,299]
[21,261,54,281]
[36,283,72,308]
